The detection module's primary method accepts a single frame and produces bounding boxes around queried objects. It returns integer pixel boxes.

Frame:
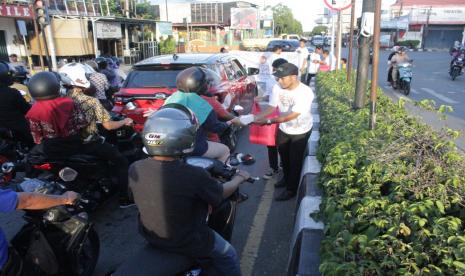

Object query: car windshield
[124,66,188,88]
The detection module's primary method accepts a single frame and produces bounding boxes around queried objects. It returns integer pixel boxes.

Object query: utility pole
[421,6,432,50]
[335,11,342,69]
[369,0,382,130]
[347,0,355,81]
[354,0,375,109]
[165,0,168,21]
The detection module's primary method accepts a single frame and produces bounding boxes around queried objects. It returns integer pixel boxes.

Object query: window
[231,59,246,78]
[223,63,237,80]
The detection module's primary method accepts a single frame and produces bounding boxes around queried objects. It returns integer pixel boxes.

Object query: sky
[246,0,397,32]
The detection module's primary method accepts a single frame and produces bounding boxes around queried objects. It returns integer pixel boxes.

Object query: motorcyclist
[10,66,32,103]
[84,60,111,110]
[387,45,399,83]
[128,104,249,276]
[390,46,410,89]
[0,61,33,148]
[162,67,239,163]
[59,63,134,208]
[0,189,79,274]
[96,57,118,99]
[450,47,465,72]
[450,41,462,57]
[25,71,88,161]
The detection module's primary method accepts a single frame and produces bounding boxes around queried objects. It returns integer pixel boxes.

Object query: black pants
[83,141,129,199]
[0,121,34,148]
[277,129,311,193]
[267,146,279,171]
[306,74,316,85]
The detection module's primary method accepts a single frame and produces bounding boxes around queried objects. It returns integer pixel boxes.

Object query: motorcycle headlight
[458,58,463,62]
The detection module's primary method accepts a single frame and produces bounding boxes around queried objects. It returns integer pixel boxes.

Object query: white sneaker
[262,169,279,180]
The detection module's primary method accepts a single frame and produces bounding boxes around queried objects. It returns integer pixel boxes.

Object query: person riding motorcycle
[163,67,240,163]
[450,41,462,57]
[128,104,249,276]
[25,71,88,161]
[390,46,410,89]
[387,46,399,83]
[10,65,32,103]
[0,189,79,275]
[450,47,465,72]
[0,61,34,148]
[59,63,134,208]
[84,60,111,110]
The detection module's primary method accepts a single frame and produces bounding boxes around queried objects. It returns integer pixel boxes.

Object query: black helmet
[0,61,13,86]
[28,71,61,101]
[11,66,27,83]
[95,57,107,70]
[176,67,220,95]
[142,103,199,156]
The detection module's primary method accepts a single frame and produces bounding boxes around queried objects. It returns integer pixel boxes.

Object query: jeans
[267,146,279,171]
[203,231,241,276]
[277,129,311,193]
[306,73,316,85]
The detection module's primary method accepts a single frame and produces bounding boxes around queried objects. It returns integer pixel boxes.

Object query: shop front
[0,4,33,62]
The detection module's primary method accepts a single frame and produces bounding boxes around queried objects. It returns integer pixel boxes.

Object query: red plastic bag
[249,103,279,146]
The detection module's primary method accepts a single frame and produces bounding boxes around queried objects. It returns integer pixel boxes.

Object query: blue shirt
[0,189,18,270]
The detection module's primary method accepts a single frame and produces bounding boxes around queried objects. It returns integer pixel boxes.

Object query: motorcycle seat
[113,245,195,276]
[67,154,101,163]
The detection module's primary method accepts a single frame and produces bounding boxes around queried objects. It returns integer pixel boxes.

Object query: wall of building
[0,17,27,59]
[158,2,191,24]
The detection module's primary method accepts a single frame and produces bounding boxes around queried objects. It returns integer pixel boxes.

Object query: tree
[272,4,303,35]
[311,26,328,36]
[136,1,157,20]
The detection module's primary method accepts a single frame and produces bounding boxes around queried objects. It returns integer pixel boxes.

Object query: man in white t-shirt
[295,39,309,82]
[306,46,322,85]
[254,63,314,201]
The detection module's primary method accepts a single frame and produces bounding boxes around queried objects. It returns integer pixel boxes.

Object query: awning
[30,18,95,56]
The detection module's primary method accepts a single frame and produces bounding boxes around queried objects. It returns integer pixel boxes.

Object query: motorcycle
[392,61,413,96]
[111,155,257,276]
[0,128,28,184]
[27,152,118,212]
[450,56,464,81]
[2,177,99,276]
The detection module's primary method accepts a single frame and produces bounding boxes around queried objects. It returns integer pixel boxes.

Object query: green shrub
[398,40,420,49]
[316,71,465,275]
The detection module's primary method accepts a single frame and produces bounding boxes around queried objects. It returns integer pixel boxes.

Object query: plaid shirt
[68,88,111,140]
[88,72,110,100]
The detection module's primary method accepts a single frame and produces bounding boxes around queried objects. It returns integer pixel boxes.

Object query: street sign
[323,0,352,11]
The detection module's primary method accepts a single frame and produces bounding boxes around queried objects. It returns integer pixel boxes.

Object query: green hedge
[316,71,465,275]
[398,40,421,49]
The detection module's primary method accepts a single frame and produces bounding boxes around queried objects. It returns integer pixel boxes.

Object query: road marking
[420,88,458,104]
[240,180,274,275]
[448,91,457,94]
[411,88,419,94]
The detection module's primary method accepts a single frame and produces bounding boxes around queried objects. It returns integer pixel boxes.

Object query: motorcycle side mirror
[247,68,260,76]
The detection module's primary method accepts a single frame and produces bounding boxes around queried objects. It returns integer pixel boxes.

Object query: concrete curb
[287,85,324,276]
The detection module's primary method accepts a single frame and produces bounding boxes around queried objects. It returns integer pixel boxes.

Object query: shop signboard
[231,8,258,30]
[0,4,32,18]
[96,21,122,39]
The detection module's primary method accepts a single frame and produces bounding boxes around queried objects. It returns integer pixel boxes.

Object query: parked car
[112,53,259,132]
[265,39,300,52]
[312,35,324,47]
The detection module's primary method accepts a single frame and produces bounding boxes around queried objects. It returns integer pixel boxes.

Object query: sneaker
[263,169,279,180]
[119,198,136,209]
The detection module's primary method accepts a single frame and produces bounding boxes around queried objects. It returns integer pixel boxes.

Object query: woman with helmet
[390,46,410,89]
[163,66,240,163]
[59,62,135,208]
[0,61,33,147]
[25,71,87,160]
[128,104,249,275]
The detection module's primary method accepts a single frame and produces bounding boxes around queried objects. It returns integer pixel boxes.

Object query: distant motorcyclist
[387,45,399,84]
[450,41,462,57]
[0,189,79,274]
[0,61,33,147]
[390,46,410,89]
[25,71,88,160]
[129,104,249,276]
[450,46,465,70]
[59,63,134,208]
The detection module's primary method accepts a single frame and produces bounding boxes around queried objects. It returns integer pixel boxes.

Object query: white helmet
[58,62,91,89]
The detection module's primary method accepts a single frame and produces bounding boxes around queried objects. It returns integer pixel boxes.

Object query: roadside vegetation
[316,71,465,275]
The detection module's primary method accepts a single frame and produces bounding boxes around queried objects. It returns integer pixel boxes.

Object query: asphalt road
[344,48,465,150]
[0,127,295,276]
